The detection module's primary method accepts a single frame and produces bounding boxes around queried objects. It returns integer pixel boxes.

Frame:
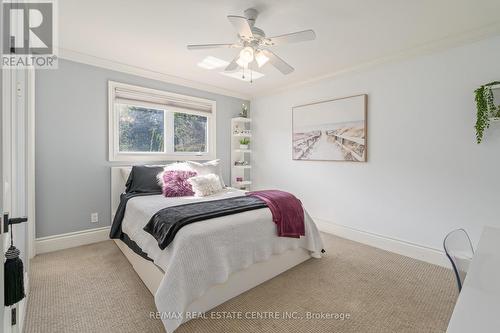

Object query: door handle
[3,213,28,233]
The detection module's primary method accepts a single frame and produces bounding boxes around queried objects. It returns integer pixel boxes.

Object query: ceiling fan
[187,8,316,76]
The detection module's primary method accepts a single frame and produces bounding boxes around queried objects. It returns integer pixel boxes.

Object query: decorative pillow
[125,165,164,193]
[186,160,225,188]
[162,170,197,197]
[157,162,195,186]
[187,174,223,197]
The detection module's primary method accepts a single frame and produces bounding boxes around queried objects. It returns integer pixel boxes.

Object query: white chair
[443,229,474,292]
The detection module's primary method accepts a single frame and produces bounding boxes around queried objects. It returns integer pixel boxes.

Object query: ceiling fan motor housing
[244,8,258,26]
[244,8,265,40]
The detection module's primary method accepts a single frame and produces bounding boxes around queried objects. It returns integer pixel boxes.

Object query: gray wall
[36,59,248,238]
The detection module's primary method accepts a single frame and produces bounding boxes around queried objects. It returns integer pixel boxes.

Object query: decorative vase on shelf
[240,144,249,150]
[239,104,248,118]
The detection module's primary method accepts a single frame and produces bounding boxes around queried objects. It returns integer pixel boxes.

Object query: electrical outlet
[91,213,98,223]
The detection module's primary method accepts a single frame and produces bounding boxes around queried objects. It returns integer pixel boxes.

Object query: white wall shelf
[232,117,252,123]
[234,181,252,186]
[231,117,252,190]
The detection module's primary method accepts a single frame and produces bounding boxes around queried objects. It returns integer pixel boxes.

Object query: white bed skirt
[114,239,311,326]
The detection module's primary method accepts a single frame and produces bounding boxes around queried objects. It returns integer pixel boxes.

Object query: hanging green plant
[475,81,500,144]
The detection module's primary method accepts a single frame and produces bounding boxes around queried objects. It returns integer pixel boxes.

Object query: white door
[1,3,5,330]
[1,70,6,333]
[2,65,33,333]
[2,64,17,333]
[1,65,14,333]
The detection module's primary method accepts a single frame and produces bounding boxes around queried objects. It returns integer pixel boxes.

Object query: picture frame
[292,94,367,162]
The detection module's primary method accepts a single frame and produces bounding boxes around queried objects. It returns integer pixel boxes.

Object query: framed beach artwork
[292,94,367,162]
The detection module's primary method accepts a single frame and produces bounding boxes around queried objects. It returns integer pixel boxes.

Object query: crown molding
[57,48,251,100]
[251,22,500,98]
[58,21,500,101]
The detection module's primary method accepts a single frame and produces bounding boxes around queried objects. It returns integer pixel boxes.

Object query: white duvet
[121,188,324,332]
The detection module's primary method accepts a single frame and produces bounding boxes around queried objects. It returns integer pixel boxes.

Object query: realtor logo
[2,0,58,68]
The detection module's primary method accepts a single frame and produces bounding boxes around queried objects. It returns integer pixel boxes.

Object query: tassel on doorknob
[4,227,25,306]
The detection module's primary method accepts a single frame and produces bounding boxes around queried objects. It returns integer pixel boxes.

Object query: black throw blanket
[110,191,161,260]
[143,196,267,250]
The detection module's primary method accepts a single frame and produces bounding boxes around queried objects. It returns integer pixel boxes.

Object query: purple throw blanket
[247,190,305,238]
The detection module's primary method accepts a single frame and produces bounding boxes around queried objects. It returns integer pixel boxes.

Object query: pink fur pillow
[162,170,197,197]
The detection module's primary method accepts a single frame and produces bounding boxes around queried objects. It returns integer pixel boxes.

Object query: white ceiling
[59,0,500,98]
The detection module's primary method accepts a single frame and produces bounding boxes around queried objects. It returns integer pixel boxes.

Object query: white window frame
[108,81,216,162]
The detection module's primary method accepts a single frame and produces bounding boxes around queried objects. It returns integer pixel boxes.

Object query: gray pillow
[125,165,164,193]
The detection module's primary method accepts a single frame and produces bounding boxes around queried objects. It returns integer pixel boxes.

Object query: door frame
[27,69,36,261]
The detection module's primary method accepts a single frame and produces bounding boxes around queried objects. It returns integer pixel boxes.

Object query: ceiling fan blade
[225,56,239,71]
[227,15,254,39]
[187,43,239,50]
[262,49,294,75]
[267,29,316,46]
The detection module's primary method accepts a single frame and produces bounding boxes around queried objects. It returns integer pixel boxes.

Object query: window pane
[118,104,165,153]
[174,113,207,153]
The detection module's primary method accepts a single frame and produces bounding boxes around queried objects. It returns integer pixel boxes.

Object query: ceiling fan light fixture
[238,46,254,64]
[255,50,269,67]
[236,57,247,68]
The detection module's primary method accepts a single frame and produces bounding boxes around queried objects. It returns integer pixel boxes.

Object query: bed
[110,166,324,332]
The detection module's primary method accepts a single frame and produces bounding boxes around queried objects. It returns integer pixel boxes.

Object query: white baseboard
[314,218,450,268]
[34,221,449,267]
[35,226,111,255]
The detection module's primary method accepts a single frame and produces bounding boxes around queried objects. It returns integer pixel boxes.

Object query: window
[174,113,207,153]
[118,105,165,153]
[109,81,216,161]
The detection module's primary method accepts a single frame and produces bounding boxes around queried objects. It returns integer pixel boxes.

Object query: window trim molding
[108,81,216,162]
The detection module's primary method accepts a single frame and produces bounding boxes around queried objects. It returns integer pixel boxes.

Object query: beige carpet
[25,233,458,333]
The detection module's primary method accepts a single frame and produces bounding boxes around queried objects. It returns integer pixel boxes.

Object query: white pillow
[188,174,223,197]
[187,160,225,188]
[164,162,193,172]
